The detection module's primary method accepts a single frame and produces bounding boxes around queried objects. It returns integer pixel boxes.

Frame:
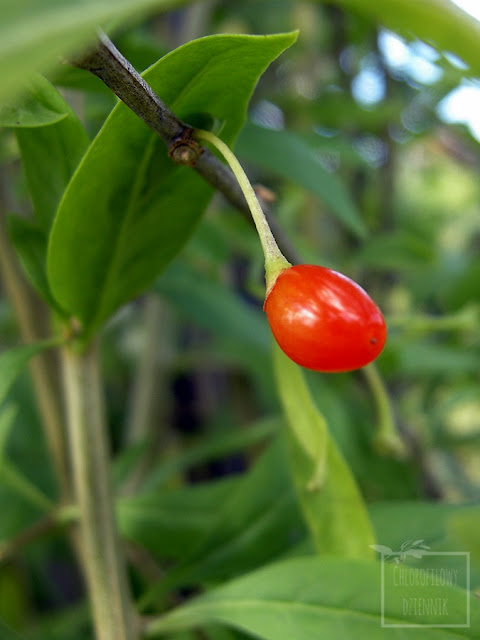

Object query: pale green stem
[0,182,70,498]
[362,363,407,459]
[61,342,139,640]
[195,129,291,293]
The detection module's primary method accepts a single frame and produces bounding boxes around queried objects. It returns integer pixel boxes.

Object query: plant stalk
[0,172,69,498]
[61,342,139,640]
[362,363,407,459]
[195,129,291,293]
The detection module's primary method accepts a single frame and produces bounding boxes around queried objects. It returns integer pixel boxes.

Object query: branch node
[168,129,203,166]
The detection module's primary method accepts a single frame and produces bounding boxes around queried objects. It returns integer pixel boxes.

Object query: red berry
[264,264,387,373]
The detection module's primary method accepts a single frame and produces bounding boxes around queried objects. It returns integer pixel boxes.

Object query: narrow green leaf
[7,600,89,640]
[14,78,89,230]
[317,0,480,78]
[140,416,279,491]
[0,618,28,640]
[447,509,480,566]
[397,342,480,376]
[356,231,435,272]
[138,439,305,610]
[0,0,195,104]
[0,460,55,512]
[0,342,56,408]
[175,438,304,580]
[155,262,270,352]
[117,477,239,561]
[47,33,297,337]
[203,627,248,640]
[164,633,197,640]
[370,501,467,550]
[236,122,366,237]
[8,216,64,313]
[0,74,68,127]
[146,556,480,639]
[0,405,17,463]
[274,345,375,557]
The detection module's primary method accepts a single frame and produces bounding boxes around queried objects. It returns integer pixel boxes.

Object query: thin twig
[0,514,58,565]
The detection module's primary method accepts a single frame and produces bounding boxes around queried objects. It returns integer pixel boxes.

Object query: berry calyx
[264,264,387,373]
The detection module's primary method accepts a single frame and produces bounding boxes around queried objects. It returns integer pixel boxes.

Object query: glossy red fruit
[264,264,387,373]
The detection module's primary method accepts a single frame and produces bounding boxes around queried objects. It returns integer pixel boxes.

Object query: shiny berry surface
[264,264,387,373]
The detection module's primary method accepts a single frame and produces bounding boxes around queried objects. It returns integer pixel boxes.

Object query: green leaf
[397,342,480,376]
[47,33,297,337]
[0,74,69,127]
[274,345,375,557]
[17,601,89,640]
[6,78,89,312]
[320,0,480,78]
[356,231,435,272]
[0,342,56,408]
[8,216,64,313]
[176,438,304,583]
[14,79,89,230]
[118,477,239,561]
[164,633,197,640]
[0,0,195,104]
[0,618,29,640]
[369,501,471,551]
[236,122,366,237]
[203,627,249,640]
[0,565,30,635]
[140,416,279,491]
[0,459,54,513]
[0,405,17,463]
[138,438,305,610]
[447,509,480,566]
[155,262,270,352]
[146,556,480,639]
[442,257,480,311]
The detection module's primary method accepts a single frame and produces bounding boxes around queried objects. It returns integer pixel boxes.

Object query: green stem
[61,342,139,640]
[362,364,407,459]
[195,129,291,293]
[0,177,70,499]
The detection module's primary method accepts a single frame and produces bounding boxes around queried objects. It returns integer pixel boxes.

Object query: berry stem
[195,129,291,293]
[362,363,407,459]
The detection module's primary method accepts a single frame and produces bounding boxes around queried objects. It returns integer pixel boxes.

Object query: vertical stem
[62,342,139,640]
[0,172,69,497]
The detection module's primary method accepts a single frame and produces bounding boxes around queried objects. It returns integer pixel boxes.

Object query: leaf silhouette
[369,544,393,555]
[405,549,429,558]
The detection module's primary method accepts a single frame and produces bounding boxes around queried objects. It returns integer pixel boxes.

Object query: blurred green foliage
[0,1,479,638]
